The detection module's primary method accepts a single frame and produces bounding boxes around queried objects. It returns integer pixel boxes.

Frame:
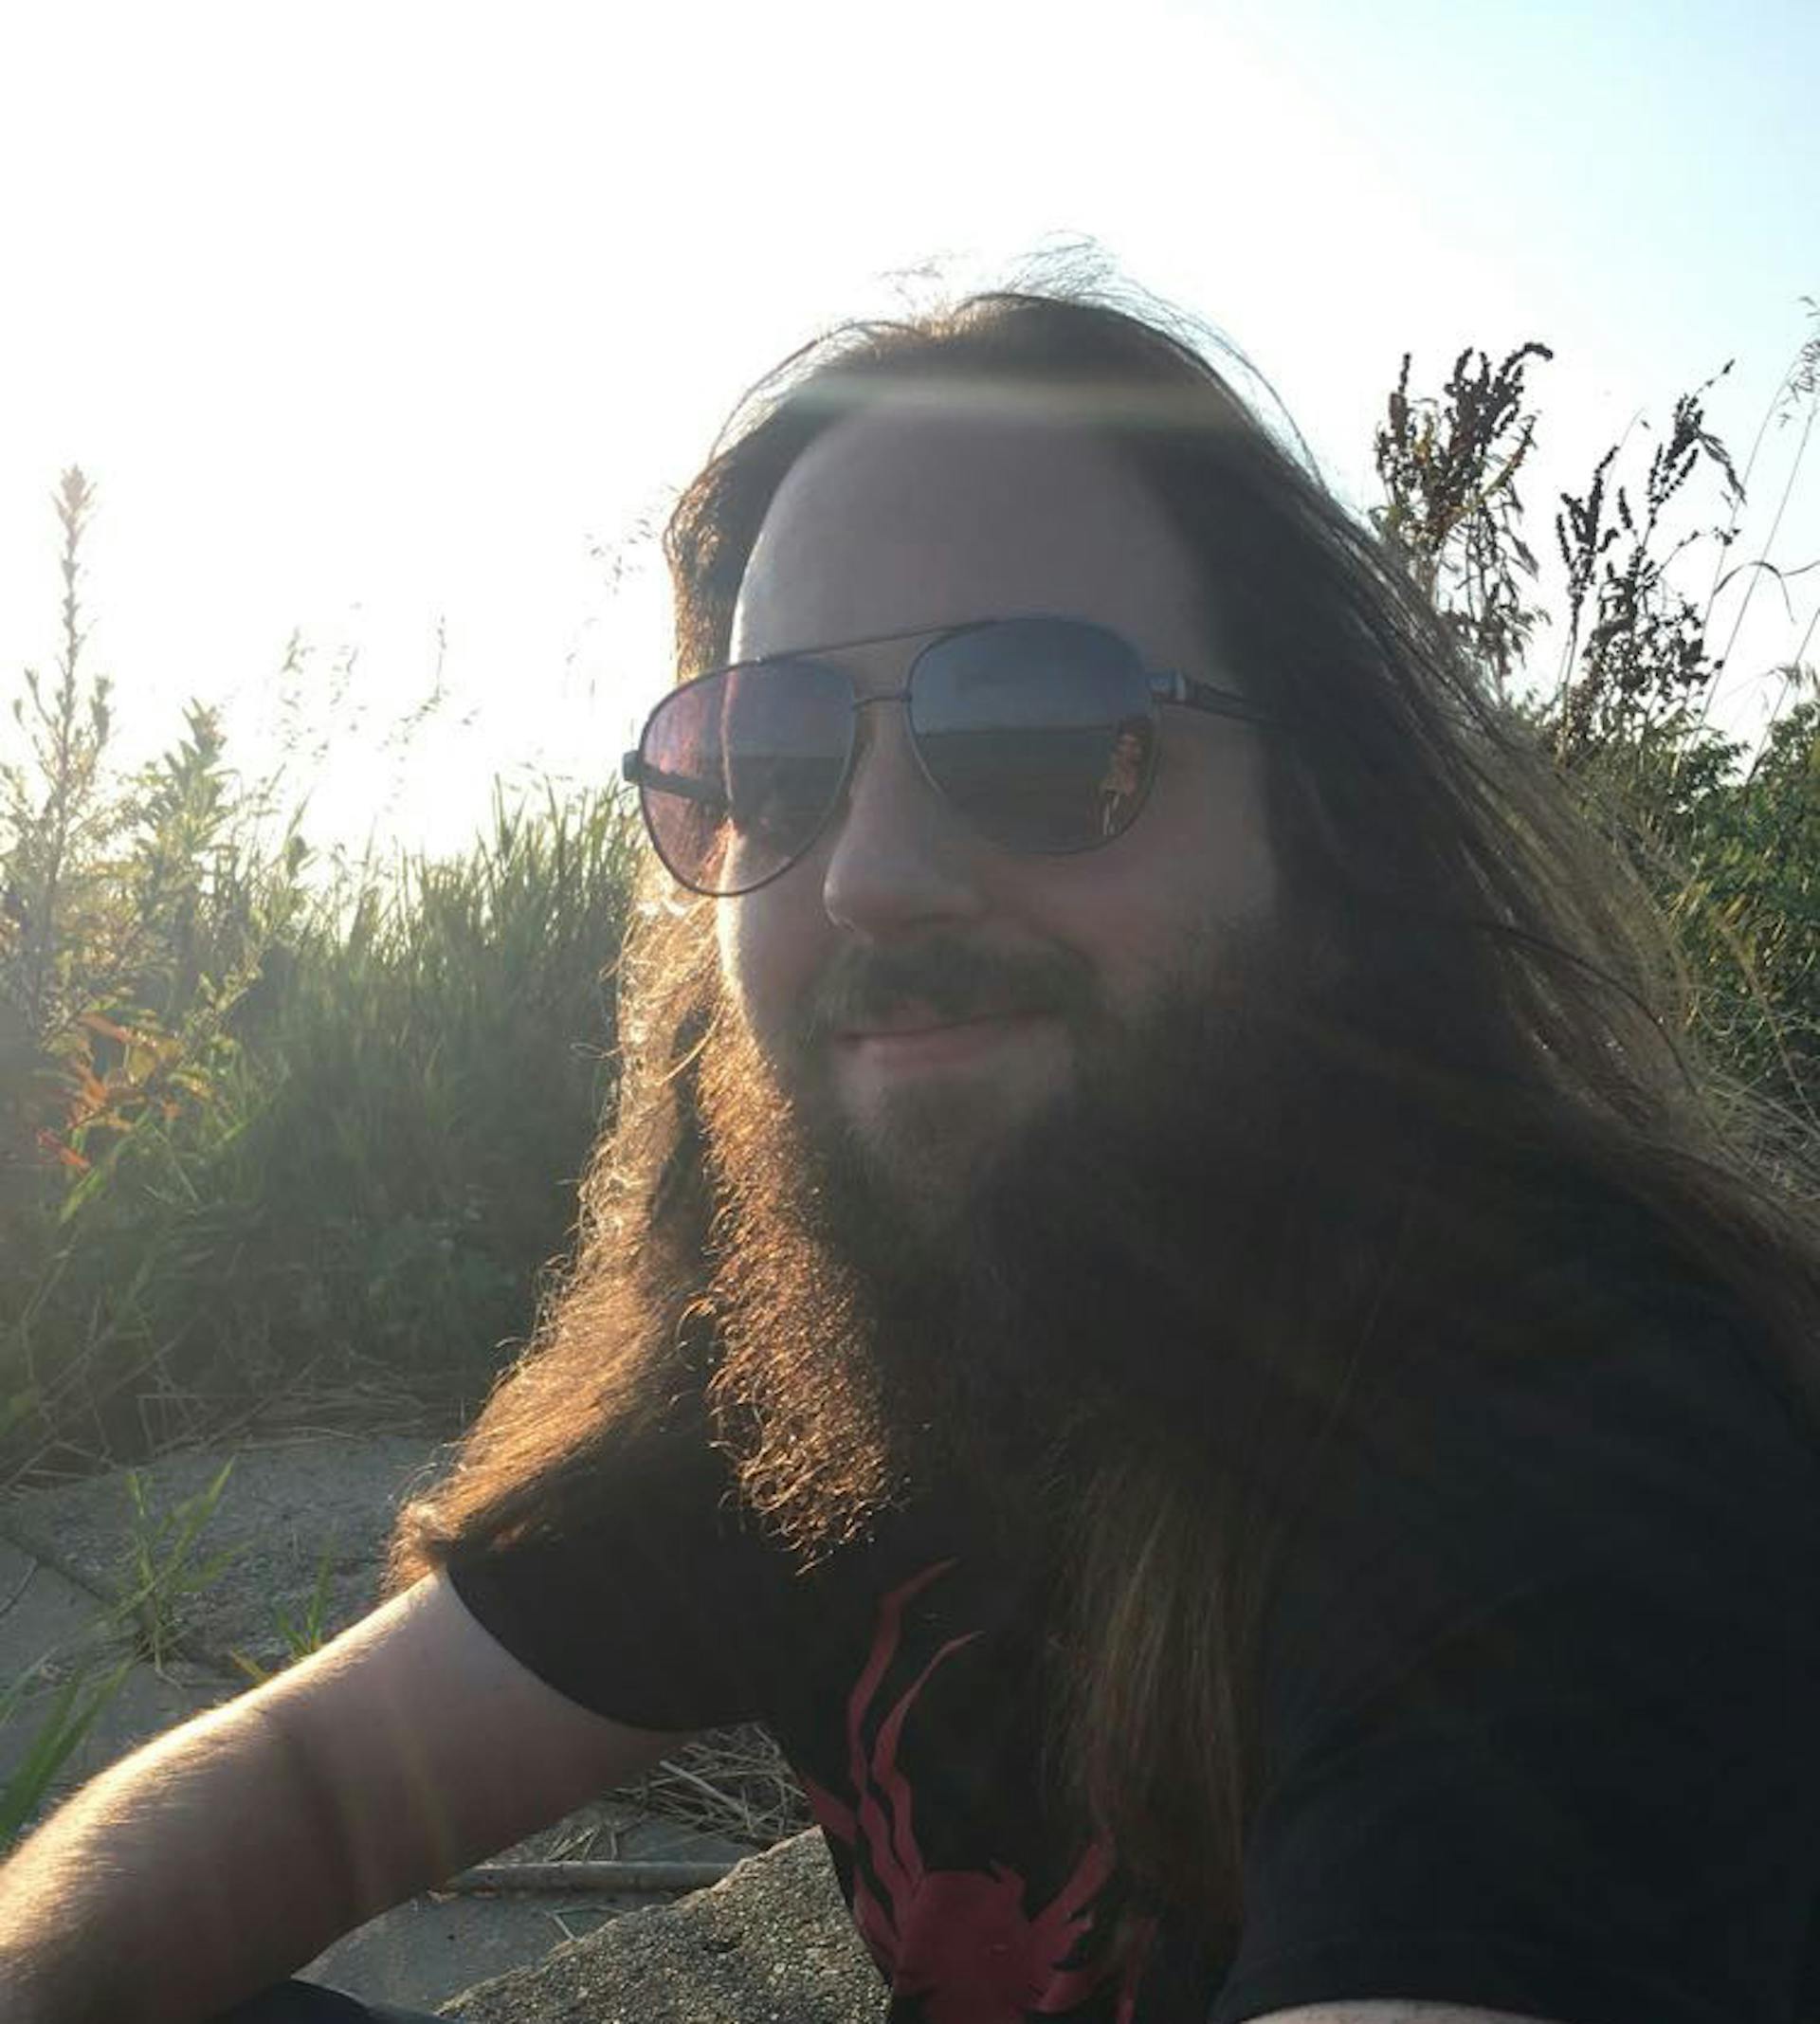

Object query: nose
[818,694,989,939]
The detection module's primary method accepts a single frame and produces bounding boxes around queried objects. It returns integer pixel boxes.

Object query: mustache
[797,935,1098,1046]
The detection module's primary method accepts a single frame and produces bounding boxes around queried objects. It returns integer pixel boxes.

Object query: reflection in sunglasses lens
[914,620,1148,852]
[644,662,851,893]
[638,621,1152,892]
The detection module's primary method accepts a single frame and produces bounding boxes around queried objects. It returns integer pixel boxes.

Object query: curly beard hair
[694,907,1412,1573]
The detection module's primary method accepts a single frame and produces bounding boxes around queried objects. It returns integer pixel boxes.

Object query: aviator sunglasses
[623,614,1280,898]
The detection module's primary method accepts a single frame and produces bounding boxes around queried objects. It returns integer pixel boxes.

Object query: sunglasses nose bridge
[818,690,997,935]
[842,684,919,787]
[839,684,936,817]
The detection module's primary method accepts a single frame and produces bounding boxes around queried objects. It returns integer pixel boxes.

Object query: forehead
[729,400,1212,667]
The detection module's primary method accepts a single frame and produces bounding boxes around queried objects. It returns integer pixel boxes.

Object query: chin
[843,1030,1069,1129]
[843,1076,1063,1210]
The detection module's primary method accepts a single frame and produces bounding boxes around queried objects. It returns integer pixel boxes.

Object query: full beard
[696,916,1408,1563]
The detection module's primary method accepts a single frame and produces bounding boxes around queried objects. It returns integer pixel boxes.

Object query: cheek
[1045,764,1279,1008]
[717,887,819,1052]
[1146,741,1282,922]
[1199,792,1281,922]
[1093,757,1279,906]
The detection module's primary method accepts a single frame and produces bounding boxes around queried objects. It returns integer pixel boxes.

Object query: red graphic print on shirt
[800,1559,1155,2023]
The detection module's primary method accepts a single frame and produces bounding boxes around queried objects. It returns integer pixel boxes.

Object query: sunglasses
[622,614,1279,897]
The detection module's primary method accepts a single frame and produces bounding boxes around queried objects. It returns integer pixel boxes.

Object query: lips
[810,939,1086,1057]
[837,1003,1034,1041]
[830,1009,1056,1082]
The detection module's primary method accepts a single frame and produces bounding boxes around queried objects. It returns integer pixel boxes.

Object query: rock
[443,1831,884,2024]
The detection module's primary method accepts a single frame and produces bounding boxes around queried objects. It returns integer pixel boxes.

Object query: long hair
[390,273,1820,1948]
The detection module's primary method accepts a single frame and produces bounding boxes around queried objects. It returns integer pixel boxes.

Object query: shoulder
[1218,1265,1820,2024]
[1266,1256,1820,1721]
[1322,1212,1818,1544]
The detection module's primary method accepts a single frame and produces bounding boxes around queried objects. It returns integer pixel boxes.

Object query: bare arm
[0,1568,692,2024]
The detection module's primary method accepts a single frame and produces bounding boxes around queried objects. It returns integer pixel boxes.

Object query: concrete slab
[0,1533,111,1662]
[4,1655,230,1822]
[1,1434,444,1837]
[0,1533,232,1821]
[1,1432,448,1675]
[304,1807,758,2015]
[306,1889,625,2014]
[441,1830,880,2024]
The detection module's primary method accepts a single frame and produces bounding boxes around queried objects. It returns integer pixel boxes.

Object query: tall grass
[1,497,642,1483]
[9,784,638,1482]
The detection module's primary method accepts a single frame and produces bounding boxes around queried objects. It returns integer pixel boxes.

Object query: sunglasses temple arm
[1150,671,1279,728]
[622,752,731,811]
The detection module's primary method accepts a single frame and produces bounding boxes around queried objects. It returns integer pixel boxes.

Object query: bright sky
[3,0,1815,866]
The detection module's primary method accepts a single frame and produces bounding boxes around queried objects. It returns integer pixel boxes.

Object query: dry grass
[614,1725,811,1851]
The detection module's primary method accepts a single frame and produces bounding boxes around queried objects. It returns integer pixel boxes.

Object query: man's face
[718,401,1280,1218]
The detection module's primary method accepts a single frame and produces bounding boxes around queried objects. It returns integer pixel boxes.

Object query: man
[6,285,1820,2024]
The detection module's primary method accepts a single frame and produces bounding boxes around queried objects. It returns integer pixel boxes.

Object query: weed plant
[0,1457,238,1847]
[228,1534,340,1686]
[1374,305,1820,1158]
[118,1458,242,1668]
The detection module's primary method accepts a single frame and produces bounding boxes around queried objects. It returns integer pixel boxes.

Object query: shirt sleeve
[1209,1286,1820,2024]
[441,1388,813,1733]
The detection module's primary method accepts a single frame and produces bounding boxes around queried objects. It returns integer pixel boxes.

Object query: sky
[2,0,1815,868]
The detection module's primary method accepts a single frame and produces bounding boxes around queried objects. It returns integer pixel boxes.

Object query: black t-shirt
[445,1260,1820,2024]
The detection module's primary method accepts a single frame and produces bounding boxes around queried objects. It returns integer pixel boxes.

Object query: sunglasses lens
[639,661,851,893]
[911,619,1155,850]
